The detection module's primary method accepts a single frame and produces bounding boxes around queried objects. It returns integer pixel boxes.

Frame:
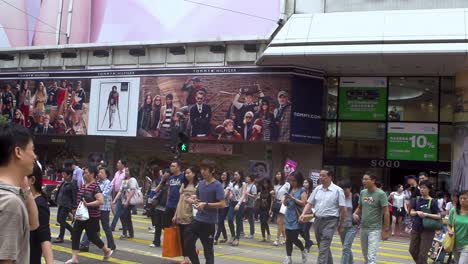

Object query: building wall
[295,0,468,13]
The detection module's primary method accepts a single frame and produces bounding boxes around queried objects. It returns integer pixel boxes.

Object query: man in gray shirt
[300,170,346,264]
[0,124,39,264]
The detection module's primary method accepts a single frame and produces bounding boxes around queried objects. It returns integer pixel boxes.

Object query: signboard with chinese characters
[338,77,387,120]
[387,123,438,161]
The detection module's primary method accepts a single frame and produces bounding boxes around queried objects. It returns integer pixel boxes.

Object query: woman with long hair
[227,170,247,246]
[33,81,47,122]
[448,190,468,264]
[282,172,307,264]
[271,171,290,246]
[408,181,441,264]
[67,166,113,263]
[138,94,153,130]
[152,95,162,135]
[173,167,199,264]
[113,167,137,240]
[301,178,314,251]
[389,184,406,236]
[258,178,272,242]
[254,99,275,141]
[28,161,54,264]
[244,174,258,239]
[214,171,231,244]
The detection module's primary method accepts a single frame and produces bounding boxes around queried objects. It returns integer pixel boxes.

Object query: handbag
[418,198,443,230]
[279,201,287,215]
[162,226,183,257]
[272,184,285,212]
[75,201,89,221]
[443,210,456,252]
[129,178,144,206]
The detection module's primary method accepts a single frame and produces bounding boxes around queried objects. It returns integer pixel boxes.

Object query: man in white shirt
[300,170,346,264]
[71,160,83,189]
[110,159,127,231]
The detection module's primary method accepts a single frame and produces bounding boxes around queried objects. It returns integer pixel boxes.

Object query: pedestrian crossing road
[48,207,416,264]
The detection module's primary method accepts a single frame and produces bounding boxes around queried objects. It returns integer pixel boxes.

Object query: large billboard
[0,67,323,144]
[0,0,281,49]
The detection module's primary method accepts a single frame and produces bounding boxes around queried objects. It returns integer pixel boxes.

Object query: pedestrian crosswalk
[49,208,416,264]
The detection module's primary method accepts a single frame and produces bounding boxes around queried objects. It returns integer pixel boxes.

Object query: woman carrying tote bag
[113,167,138,239]
[408,181,441,264]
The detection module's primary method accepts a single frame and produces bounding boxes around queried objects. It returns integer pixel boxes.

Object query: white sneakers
[282,256,292,264]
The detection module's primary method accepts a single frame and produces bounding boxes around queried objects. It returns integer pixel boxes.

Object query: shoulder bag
[129,178,144,206]
[418,197,443,230]
[442,209,456,252]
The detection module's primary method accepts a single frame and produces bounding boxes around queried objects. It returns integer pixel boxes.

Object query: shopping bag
[162,226,182,258]
[75,201,89,221]
[279,203,287,215]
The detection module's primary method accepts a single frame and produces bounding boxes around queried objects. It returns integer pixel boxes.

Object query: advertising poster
[387,123,438,161]
[88,78,140,137]
[290,76,324,144]
[338,77,387,120]
[0,79,90,135]
[136,75,293,142]
[249,160,271,179]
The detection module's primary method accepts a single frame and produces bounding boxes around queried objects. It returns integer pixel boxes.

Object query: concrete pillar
[451,72,468,192]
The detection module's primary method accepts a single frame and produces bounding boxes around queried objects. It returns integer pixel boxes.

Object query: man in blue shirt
[184,159,225,264]
[165,161,184,225]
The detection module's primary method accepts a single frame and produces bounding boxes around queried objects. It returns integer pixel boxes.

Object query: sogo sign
[370,160,400,168]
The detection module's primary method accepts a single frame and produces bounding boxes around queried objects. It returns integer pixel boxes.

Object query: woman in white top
[227,171,247,246]
[389,184,406,236]
[271,171,290,246]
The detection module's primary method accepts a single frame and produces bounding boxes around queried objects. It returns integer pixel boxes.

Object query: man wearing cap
[274,91,291,142]
[182,77,207,106]
[189,91,212,137]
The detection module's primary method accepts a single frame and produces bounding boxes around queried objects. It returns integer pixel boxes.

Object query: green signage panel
[338,77,387,120]
[387,123,438,161]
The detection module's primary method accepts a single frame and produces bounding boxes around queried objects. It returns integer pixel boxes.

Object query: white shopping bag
[75,201,89,221]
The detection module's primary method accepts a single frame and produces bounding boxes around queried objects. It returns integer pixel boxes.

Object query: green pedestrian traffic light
[178,142,188,153]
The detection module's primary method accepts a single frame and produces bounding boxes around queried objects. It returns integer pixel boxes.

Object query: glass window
[440,77,455,122]
[388,77,439,122]
[337,122,386,159]
[326,77,338,119]
[324,121,337,158]
[439,125,453,162]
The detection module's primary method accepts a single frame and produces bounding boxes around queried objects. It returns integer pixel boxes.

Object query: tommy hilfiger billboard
[0,66,324,144]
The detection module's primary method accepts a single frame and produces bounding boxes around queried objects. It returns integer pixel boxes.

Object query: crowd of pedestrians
[1,122,468,264]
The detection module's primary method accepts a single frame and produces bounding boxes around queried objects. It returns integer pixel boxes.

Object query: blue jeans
[111,199,123,230]
[227,201,245,239]
[360,228,381,264]
[340,225,358,264]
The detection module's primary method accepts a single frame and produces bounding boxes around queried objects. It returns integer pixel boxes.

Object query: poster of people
[88,78,140,137]
[137,75,293,142]
[249,160,270,179]
[0,79,90,135]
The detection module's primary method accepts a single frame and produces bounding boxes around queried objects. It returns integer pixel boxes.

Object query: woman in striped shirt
[66,166,113,264]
